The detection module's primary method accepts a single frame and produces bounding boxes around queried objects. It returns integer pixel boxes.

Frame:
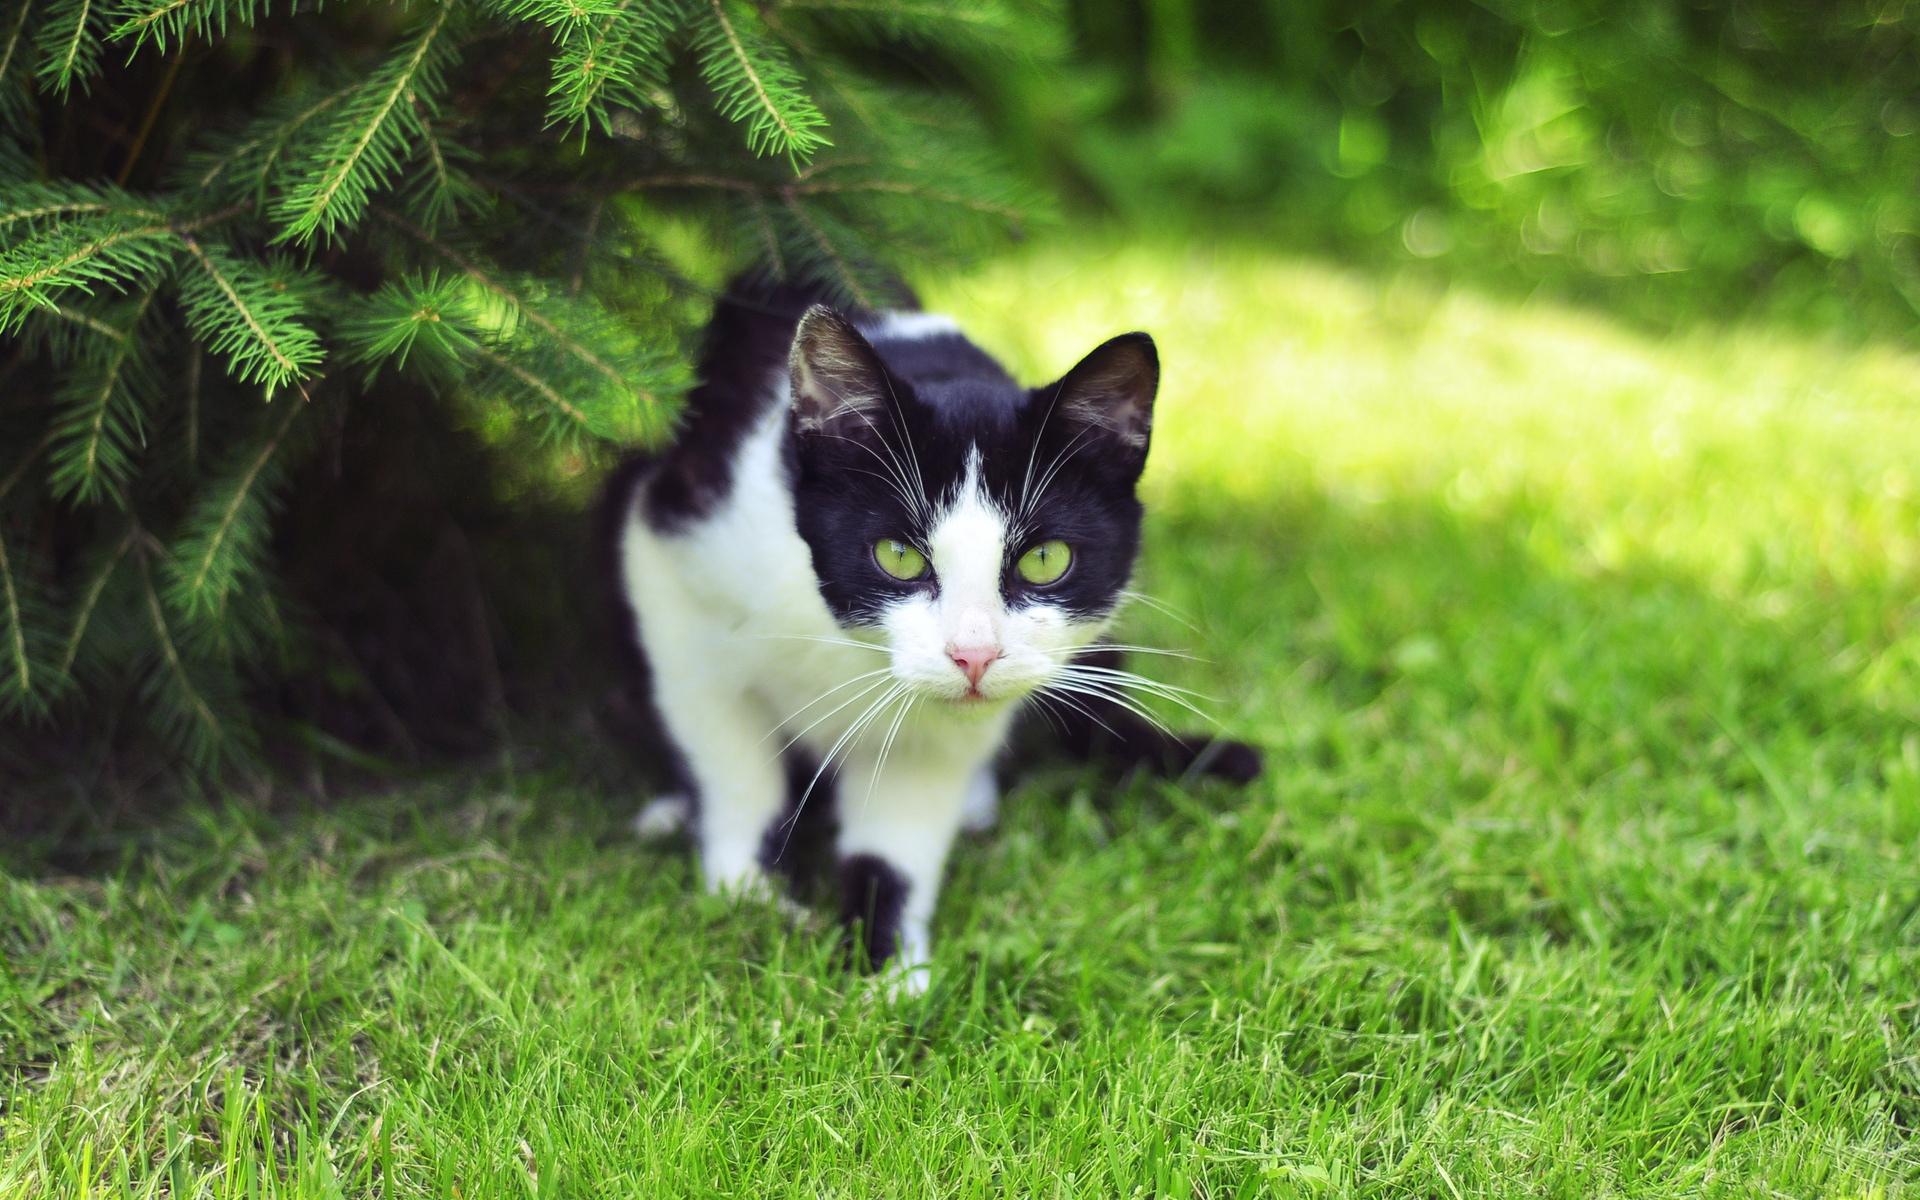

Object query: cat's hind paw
[631,793,692,838]
[1185,738,1263,785]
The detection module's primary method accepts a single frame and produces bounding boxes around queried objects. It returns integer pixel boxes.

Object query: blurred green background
[1005,0,1918,340]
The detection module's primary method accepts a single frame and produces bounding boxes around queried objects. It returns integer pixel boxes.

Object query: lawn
[6,240,1920,1197]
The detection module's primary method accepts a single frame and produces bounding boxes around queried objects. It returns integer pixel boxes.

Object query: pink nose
[948,644,1000,689]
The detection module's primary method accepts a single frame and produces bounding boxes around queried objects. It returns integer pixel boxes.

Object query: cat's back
[632,277,824,534]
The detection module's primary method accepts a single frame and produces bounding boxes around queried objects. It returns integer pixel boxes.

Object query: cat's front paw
[865,958,932,1002]
[958,765,999,833]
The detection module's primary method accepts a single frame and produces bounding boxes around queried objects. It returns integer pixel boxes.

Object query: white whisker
[1032,686,1121,739]
[1074,643,1202,662]
[1057,663,1213,701]
[748,633,890,653]
[879,371,934,524]
[1053,666,1217,725]
[862,690,919,812]
[1022,425,1097,522]
[1047,680,1179,735]
[1018,378,1075,519]
[822,431,926,521]
[1023,692,1073,739]
[1052,668,1213,725]
[768,671,896,750]
[1119,589,1199,631]
[775,681,910,859]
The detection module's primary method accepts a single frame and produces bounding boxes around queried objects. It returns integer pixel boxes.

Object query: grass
[6,239,1920,1197]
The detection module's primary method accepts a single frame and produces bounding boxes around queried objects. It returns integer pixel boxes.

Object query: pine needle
[691,0,830,162]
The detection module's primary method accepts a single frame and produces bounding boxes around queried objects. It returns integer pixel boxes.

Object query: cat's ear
[788,305,892,437]
[1048,332,1158,452]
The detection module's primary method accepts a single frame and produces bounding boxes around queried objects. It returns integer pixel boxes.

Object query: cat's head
[785,305,1155,709]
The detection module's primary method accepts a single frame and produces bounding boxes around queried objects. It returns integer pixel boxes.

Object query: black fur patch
[641,278,851,531]
[758,749,840,904]
[837,853,908,970]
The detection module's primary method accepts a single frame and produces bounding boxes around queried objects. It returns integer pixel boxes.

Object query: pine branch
[176,237,324,394]
[781,195,871,306]
[472,344,596,432]
[0,430,49,502]
[690,0,829,161]
[744,193,784,275]
[163,392,302,624]
[34,0,105,97]
[45,285,160,506]
[415,97,449,194]
[183,84,351,201]
[398,101,482,231]
[485,0,624,35]
[272,4,455,245]
[0,215,179,331]
[0,530,60,717]
[375,205,663,406]
[0,531,32,712]
[545,0,673,132]
[137,547,230,767]
[51,301,129,340]
[778,0,1029,55]
[0,182,167,244]
[601,170,1027,218]
[60,525,136,673]
[116,33,191,184]
[110,0,267,54]
[0,0,36,135]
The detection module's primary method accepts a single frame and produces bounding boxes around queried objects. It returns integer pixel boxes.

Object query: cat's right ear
[788,305,891,438]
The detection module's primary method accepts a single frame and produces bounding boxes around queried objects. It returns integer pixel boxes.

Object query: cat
[604,275,1260,991]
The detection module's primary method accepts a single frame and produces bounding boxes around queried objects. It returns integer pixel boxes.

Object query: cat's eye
[874,539,929,581]
[1016,540,1072,585]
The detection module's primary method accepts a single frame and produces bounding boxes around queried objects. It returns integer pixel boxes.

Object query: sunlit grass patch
[931,240,1920,600]
[4,242,1920,1196]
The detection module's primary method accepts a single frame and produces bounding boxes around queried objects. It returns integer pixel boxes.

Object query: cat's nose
[948,644,1000,689]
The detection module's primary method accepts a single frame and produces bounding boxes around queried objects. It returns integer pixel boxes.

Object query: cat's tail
[1038,645,1263,786]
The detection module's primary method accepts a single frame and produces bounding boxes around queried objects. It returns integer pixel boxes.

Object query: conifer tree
[0,0,1049,778]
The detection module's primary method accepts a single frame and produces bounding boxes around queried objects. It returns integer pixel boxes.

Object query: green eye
[874,539,929,581]
[1016,540,1072,585]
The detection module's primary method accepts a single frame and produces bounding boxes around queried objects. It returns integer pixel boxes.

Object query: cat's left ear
[1048,332,1158,456]
[788,305,893,438]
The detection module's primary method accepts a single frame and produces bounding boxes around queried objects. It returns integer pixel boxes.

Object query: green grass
[7,240,1920,1197]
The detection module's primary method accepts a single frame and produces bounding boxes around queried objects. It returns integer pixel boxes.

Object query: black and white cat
[606,276,1258,990]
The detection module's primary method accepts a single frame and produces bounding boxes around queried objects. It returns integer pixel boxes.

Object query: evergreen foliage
[0,0,1048,778]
